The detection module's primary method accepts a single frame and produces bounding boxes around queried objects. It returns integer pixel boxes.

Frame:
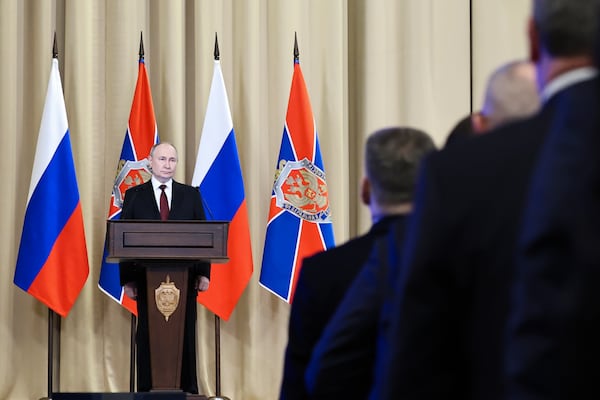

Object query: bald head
[475,60,540,133]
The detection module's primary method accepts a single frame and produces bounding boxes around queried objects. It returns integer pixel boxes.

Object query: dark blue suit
[279,216,400,400]
[374,77,599,400]
[305,217,407,399]
[119,179,210,394]
[506,77,600,399]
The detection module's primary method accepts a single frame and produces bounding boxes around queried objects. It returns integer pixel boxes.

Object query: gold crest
[154,275,180,321]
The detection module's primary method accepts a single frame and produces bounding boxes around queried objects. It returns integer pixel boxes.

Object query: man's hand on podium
[124,281,138,299]
[196,276,210,292]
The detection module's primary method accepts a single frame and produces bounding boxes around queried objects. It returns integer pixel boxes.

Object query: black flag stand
[129,314,136,392]
[207,32,231,400]
[39,308,61,400]
[209,315,229,400]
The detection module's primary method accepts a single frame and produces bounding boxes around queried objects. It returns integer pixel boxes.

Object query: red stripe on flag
[28,203,89,317]
[121,294,137,315]
[129,62,156,159]
[286,64,316,161]
[197,201,253,320]
[289,220,325,302]
[267,196,280,221]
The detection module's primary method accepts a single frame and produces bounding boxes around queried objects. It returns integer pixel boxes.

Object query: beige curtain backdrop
[0,0,529,399]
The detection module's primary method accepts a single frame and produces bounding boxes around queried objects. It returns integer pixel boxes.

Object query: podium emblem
[154,275,180,321]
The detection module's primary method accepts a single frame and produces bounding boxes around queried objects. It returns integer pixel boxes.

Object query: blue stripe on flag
[314,134,324,169]
[278,127,297,163]
[98,247,123,299]
[259,211,301,299]
[119,131,135,161]
[199,131,244,221]
[318,220,336,250]
[14,133,80,289]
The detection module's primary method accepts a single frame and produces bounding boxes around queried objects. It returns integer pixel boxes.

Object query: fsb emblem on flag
[273,158,331,223]
[112,159,152,208]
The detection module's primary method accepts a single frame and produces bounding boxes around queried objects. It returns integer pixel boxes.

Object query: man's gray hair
[149,142,178,158]
[533,0,600,57]
[365,127,435,205]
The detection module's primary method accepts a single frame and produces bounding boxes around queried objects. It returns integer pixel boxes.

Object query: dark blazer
[374,77,599,400]
[119,179,209,394]
[279,216,400,400]
[506,78,600,399]
[305,216,408,399]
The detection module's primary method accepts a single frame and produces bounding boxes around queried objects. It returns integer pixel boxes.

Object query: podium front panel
[106,220,229,262]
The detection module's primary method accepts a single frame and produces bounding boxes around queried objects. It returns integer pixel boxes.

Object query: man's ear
[471,112,487,134]
[360,176,371,206]
[528,17,540,63]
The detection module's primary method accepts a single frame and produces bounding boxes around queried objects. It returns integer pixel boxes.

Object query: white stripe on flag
[28,58,68,202]
[192,60,234,186]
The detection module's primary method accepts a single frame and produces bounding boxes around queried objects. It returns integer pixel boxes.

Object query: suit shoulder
[125,181,151,194]
[173,180,199,193]
[300,233,374,275]
[430,112,547,181]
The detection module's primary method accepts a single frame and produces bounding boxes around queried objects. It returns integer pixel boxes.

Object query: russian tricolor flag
[14,57,89,318]
[98,55,158,315]
[192,57,253,321]
[259,56,335,303]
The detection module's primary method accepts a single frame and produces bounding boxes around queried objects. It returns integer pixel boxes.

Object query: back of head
[480,60,540,130]
[445,115,475,147]
[533,0,600,57]
[365,127,436,205]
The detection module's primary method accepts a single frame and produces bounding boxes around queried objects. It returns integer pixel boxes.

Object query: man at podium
[119,142,210,394]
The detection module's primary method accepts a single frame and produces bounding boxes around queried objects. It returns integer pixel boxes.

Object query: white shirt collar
[541,67,597,103]
[151,176,172,191]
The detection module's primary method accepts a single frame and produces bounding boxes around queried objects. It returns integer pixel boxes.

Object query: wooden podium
[106,220,229,393]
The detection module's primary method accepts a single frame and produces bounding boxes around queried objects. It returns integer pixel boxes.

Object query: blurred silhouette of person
[279,127,435,399]
[373,1,600,399]
[506,6,600,400]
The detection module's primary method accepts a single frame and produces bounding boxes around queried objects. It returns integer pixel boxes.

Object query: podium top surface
[106,219,229,263]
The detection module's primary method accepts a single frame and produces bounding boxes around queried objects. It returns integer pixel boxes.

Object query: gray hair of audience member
[365,127,435,205]
[533,0,600,57]
[480,60,540,130]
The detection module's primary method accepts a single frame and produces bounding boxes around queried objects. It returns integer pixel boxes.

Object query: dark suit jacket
[119,179,209,394]
[375,78,599,400]
[279,216,400,400]
[506,78,600,399]
[305,216,408,399]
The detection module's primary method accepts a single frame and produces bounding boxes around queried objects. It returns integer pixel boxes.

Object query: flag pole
[39,34,62,400]
[207,32,231,400]
[127,32,146,393]
[130,315,136,392]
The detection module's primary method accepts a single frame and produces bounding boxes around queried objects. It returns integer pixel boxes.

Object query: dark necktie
[159,184,169,220]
